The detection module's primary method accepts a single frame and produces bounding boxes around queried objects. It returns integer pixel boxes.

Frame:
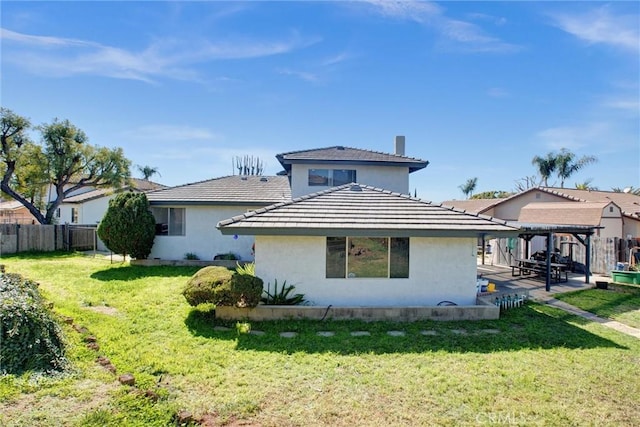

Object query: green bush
[230,274,263,308]
[0,273,68,374]
[182,266,234,307]
[182,266,264,308]
[98,192,156,259]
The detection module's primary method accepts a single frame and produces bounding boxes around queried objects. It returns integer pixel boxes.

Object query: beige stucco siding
[254,235,478,307]
[489,191,568,221]
[289,163,410,198]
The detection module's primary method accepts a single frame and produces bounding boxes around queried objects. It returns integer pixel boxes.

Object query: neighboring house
[276,136,428,198]
[443,187,640,239]
[58,178,165,225]
[0,200,38,224]
[146,175,291,261]
[217,184,518,307]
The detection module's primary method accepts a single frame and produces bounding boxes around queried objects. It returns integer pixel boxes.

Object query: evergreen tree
[98,192,156,259]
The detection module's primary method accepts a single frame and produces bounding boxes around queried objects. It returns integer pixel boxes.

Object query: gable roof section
[146,175,291,206]
[217,183,519,237]
[276,146,429,174]
[62,178,167,204]
[518,202,615,226]
[539,187,640,219]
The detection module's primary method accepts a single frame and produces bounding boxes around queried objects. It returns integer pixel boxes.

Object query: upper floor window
[326,236,409,279]
[309,169,356,187]
[151,207,185,236]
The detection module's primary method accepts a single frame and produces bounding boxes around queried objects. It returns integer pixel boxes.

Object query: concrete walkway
[478,264,640,339]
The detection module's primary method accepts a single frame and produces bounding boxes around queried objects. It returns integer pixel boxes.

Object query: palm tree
[555,148,597,188]
[459,177,478,199]
[531,153,556,186]
[575,180,597,191]
[137,165,161,180]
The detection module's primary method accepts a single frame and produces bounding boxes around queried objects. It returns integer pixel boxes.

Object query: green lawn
[1,253,639,426]
[555,283,640,329]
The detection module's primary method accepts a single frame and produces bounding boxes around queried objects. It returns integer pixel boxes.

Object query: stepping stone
[317,331,335,337]
[479,329,501,334]
[451,329,468,335]
[280,332,297,338]
[421,330,438,336]
[350,331,371,337]
[214,326,231,332]
[387,330,405,337]
[249,330,265,336]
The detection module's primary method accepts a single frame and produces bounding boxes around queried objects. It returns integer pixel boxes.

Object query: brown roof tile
[218,184,518,237]
[146,175,291,205]
[518,202,613,226]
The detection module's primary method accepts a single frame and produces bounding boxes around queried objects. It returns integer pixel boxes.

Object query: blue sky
[2,1,638,203]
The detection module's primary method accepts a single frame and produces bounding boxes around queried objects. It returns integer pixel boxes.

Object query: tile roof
[518,202,613,226]
[146,175,291,205]
[538,187,640,219]
[62,179,167,203]
[276,146,429,173]
[441,198,507,213]
[217,183,519,237]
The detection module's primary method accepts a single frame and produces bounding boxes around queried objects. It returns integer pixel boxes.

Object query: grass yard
[1,253,639,426]
[554,283,640,329]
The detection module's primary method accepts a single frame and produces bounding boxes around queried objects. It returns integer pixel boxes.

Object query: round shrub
[182,266,234,307]
[0,273,68,374]
[230,274,264,308]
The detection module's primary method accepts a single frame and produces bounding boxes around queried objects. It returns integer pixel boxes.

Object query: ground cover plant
[0,252,639,426]
[554,283,640,329]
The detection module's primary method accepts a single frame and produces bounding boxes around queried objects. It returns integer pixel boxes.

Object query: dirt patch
[0,378,119,426]
[84,305,119,316]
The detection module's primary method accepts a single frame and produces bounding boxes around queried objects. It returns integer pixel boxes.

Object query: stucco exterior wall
[289,163,410,198]
[254,235,478,307]
[487,191,568,221]
[623,219,640,239]
[149,205,260,261]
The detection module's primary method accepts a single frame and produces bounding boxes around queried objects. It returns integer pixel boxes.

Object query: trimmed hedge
[0,273,68,375]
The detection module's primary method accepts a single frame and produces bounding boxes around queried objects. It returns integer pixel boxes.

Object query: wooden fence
[489,236,640,274]
[0,224,98,255]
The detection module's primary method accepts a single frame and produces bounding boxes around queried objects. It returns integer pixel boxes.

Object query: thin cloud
[1,27,319,83]
[278,68,321,83]
[602,97,640,115]
[487,87,510,98]
[123,125,220,142]
[359,0,521,53]
[536,122,609,151]
[548,5,640,53]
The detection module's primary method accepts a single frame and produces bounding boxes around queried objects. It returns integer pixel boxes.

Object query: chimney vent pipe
[395,135,405,156]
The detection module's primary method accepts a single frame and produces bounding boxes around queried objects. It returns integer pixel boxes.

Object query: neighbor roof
[62,178,166,204]
[146,175,291,206]
[441,198,507,214]
[539,187,640,219]
[518,202,615,226]
[276,146,429,174]
[217,183,519,237]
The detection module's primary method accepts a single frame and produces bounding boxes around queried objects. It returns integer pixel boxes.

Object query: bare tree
[234,155,264,176]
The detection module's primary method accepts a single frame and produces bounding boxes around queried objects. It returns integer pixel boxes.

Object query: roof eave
[217,226,519,238]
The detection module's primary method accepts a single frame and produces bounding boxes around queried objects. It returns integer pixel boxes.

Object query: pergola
[507,222,600,292]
